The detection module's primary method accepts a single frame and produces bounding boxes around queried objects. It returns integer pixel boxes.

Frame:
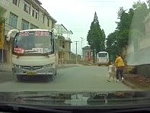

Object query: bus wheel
[16,75,23,82]
[45,75,54,82]
[54,69,57,76]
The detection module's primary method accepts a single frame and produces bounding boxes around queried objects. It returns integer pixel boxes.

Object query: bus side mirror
[6,29,19,41]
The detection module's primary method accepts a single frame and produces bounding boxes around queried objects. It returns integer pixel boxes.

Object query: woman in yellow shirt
[115,54,125,81]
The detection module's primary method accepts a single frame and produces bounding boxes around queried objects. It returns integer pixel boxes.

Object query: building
[82,46,93,62]
[127,12,150,76]
[70,52,81,64]
[0,0,56,63]
[55,24,73,64]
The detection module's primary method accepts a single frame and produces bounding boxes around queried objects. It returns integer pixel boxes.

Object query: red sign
[14,48,25,54]
[19,32,29,37]
[19,31,49,37]
[35,31,49,37]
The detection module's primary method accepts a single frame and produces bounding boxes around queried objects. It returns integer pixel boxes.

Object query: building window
[13,0,18,5]
[35,12,38,19]
[30,24,38,29]
[43,14,45,23]
[24,1,30,14]
[62,41,65,48]
[32,8,39,19]
[32,10,35,17]
[47,18,49,27]
[9,12,18,28]
[21,19,29,30]
[59,40,61,47]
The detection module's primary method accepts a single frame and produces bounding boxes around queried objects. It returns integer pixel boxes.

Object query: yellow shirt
[115,56,125,67]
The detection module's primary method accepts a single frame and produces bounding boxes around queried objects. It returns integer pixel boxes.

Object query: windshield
[98,53,107,57]
[1,0,150,110]
[13,31,52,54]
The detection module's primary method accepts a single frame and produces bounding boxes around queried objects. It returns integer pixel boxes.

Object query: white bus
[7,29,58,81]
[97,51,109,66]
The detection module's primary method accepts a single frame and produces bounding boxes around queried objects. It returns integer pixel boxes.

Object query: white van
[97,51,109,66]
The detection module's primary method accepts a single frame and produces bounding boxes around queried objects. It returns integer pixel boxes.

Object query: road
[0,65,134,92]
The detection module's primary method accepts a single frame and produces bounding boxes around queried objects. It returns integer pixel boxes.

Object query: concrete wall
[137,64,150,77]
[127,12,150,76]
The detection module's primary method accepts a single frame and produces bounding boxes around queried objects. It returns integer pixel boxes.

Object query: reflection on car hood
[0,90,150,106]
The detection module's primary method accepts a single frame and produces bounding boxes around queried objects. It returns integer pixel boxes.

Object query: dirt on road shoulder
[124,74,150,90]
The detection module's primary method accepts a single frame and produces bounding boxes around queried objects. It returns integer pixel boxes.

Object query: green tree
[106,7,134,61]
[0,7,5,24]
[117,8,134,48]
[106,31,120,61]
[87,12,105,63]
[107,1,150,61]
[131,1,149,34]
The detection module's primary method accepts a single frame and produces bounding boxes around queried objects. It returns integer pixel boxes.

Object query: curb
[122,79,138,89]
[0,64,12,72]
[0,69,12,72]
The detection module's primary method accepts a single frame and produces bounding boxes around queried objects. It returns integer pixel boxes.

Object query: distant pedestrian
[115,54,125,82]
[107,62,116,82]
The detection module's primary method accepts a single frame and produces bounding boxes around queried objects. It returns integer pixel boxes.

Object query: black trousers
[116,68,123,80]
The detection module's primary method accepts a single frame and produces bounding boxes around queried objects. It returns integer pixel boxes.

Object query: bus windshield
[98,53,107,57]
[13,31,53,54]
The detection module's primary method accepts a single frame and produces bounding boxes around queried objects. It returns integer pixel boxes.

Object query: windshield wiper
[0,103,71,113]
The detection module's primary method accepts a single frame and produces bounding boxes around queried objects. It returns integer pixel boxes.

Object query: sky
[40,0,146,55]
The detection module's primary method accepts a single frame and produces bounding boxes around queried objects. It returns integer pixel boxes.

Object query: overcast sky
[40,0,146,54]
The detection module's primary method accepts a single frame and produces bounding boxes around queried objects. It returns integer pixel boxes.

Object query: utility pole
[75,41,79,64]
[80,37,83,49]
[80,37,83,58]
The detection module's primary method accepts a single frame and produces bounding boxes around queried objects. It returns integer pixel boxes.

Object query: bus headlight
[43,64,53,68]
[13,64,21,69]
[42,64,55,73]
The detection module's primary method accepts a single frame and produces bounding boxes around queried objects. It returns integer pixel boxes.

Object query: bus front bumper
[12,65,56,76]
[15,72,54,76]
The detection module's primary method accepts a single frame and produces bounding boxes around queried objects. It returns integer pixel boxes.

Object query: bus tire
[54,69,57,76]
[16,75,23,82]
[45,75,54,82]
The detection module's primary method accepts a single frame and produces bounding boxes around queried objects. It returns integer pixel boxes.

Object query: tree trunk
[93,49,95,63]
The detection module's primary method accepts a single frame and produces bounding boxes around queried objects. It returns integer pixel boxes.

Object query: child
[107,62,116,82]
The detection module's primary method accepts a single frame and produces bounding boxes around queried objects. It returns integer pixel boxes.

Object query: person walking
[107,62,116,82]
[115,54,125,82]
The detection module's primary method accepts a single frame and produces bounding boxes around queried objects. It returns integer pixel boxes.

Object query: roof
[98,51,108,53]
[82,46,90,50]
[42,8,57,23]
[69,30,73,34]
[55,24,73,34]
[30,0,57,23]
[34,0,42,5]
[55,24,68,33]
